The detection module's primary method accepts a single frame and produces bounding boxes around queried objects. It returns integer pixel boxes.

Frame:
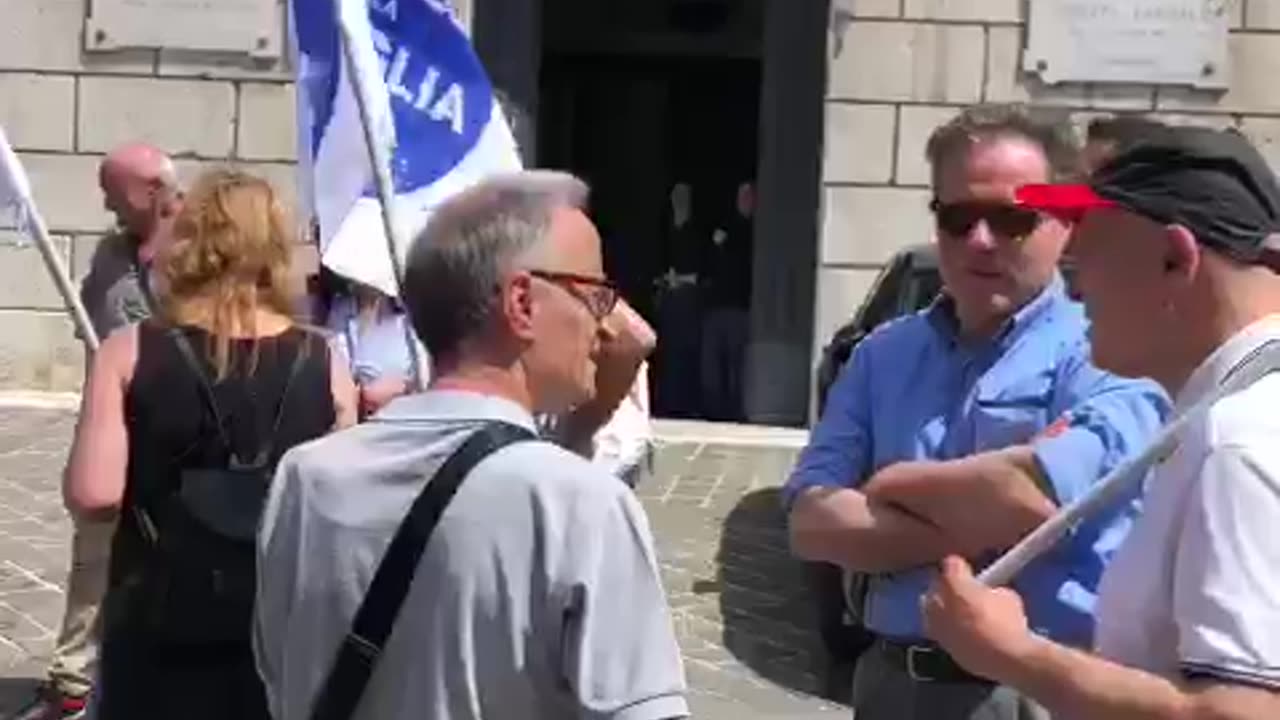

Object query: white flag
[290,0,522,297]
[0,126,34,240]
[0,126,101,348]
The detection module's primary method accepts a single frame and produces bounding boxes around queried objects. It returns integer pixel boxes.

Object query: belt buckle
[905,645,937,683]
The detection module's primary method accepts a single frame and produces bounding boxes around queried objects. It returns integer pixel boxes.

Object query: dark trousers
[850,645,1050,720]
[654,285,703,418]
[96,627,270,720]
[806,562,874,703]
[700,306,749,421]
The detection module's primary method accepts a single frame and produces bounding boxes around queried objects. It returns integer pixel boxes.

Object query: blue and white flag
[290,0,522,297]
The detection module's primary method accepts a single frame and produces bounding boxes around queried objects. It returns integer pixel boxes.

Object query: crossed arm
[862,447,1057,551]
[788,448,1053,572]
[787,341,1168,574]
[785,345,1056,571]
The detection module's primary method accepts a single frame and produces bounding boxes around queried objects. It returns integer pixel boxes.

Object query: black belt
[874,639,992,685]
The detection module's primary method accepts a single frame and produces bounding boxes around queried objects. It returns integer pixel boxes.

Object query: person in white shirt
[921,125,1280,719]
[323,276,418,419]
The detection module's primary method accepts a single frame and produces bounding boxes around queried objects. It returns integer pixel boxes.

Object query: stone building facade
[0,0,310,390]
[2,0,1280,427]
[817,0,1280,365]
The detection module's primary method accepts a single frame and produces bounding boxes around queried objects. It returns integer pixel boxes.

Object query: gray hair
[403,170,590,357]
[925,103,1081,186]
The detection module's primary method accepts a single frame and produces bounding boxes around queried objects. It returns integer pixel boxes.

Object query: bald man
[79,143,181,337]
[16,143,180,720]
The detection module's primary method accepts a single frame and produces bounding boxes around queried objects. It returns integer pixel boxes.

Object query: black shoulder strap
[310,421,536,720]
[251,333,313,467]
[168,327,310,466]
[169,327,234,450]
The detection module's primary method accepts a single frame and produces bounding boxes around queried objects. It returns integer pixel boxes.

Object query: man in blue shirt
[785,104,1170,720]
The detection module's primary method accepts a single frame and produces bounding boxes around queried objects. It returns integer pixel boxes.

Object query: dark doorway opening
[473,0,826,426]
[537,0,764,421]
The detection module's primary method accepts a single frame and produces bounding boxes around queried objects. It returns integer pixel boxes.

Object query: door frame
[471,0,828,426]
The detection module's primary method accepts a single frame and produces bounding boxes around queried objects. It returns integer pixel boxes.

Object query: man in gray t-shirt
[76,143,178,340]
[255,171,688,720]
[77,230,153,340]
[17,143,178,720]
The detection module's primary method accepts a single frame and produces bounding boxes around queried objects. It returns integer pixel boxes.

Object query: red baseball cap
[1014,183,1116,223]
[1014,126,1280,272]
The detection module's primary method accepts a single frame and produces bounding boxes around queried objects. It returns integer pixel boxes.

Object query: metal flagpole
[26,206,100,353]
[332,0,426,391]
[978,340,1280,587]
[0,128,100,351]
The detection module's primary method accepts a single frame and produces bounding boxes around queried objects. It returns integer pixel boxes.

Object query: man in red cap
[924,126,1280,718]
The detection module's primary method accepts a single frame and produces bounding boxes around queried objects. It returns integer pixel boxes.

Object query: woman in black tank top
[62,169,357,720]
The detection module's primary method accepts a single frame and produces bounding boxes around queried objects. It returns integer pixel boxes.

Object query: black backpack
[125,328,308,646]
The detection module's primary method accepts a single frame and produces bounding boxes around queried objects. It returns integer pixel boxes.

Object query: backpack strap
[245,332,313,468]
[309,421,536,720]
[167,326,310,468]
[168,327,235,454]
[130,328,311,547]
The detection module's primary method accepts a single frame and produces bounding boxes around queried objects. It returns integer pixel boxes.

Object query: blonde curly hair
[157,168,299,378]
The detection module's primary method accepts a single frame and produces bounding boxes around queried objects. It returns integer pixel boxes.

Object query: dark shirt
[110,323,336,598]
[701,215,753,309]
[663,219,704,276]
[101,322,335,719]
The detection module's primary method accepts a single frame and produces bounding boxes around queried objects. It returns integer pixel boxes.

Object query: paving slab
[0,408,845,718]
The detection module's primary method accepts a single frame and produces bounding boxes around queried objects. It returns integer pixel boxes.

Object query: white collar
[1174,314,1280,412]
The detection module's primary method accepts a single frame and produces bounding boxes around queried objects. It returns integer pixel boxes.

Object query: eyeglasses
[528,270,619,321]
[930,199,1044,239]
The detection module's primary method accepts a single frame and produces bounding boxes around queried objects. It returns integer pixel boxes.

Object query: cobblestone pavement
[0,407,845,719]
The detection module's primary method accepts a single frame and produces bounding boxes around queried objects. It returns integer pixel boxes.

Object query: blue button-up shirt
[784,277,1170,648]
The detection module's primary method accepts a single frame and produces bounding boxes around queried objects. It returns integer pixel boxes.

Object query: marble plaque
[1024,0,1231,89]
[85,0,283,58]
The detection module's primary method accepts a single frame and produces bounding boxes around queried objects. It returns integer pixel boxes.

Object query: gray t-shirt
[78,231,152,338]
[254,391,688,720]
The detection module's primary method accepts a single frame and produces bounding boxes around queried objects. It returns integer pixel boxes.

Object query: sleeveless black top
[109,321,335,590]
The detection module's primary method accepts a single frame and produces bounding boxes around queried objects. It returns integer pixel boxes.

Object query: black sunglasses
[930,199,1043,239]
[529,270,619,320]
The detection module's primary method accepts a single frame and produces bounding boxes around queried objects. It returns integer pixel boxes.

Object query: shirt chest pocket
[971,374,1054,451]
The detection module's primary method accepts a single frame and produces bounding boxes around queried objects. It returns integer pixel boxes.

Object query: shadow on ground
[712,487,852,707]
[0,676,41,715]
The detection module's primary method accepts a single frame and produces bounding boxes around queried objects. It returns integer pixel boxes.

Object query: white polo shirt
[1094,315,1280,689]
